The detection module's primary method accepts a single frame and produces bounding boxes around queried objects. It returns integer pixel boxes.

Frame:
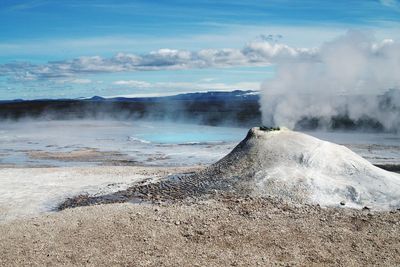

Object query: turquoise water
[132,122,247,144]
[1,120,398,168]
[0,120,248,167]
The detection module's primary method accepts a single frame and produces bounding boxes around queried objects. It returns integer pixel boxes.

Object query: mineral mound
[210,127,400,209]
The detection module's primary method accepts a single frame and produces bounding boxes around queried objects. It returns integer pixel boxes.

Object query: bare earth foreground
[1,190,400,266]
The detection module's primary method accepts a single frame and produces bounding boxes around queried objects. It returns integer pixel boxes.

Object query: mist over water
[260,31,400,132]
[0,119,246,167]
[0,119,399,169]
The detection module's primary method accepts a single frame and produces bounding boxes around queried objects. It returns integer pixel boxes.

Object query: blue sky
[0,0,399,99]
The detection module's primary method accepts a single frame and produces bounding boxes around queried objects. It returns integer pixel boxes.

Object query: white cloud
[380,0,400,13]
[0,40,315,82]
[112,80,260,91]
[199,78,217,82]
[70,78,92,84]
[380,0,400,8]
[113,80,151,87]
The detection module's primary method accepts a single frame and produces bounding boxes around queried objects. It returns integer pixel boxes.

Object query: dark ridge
[0,90,261,128]
[295,115,385,132]
[293,90,400,133]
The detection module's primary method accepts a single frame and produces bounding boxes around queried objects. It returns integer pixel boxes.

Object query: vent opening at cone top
[259,126,281,132]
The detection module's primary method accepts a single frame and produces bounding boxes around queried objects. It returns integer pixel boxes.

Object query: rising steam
[260,31,400,132]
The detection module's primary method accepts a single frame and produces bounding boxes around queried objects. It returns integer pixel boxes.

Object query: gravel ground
[0,166,201,222]
[1,195,400,266]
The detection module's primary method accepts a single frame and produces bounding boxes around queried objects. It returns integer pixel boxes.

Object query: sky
[0,0,400,100]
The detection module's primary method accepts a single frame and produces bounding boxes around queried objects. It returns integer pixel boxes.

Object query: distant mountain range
[0,90,261,127]
[91,90,259,102]
[0,90,260,104]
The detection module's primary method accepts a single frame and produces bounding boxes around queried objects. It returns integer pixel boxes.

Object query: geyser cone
[209,127,400,209]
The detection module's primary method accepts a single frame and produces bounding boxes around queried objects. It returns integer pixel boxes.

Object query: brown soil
[1,196,400,266]
[28,148,130,162]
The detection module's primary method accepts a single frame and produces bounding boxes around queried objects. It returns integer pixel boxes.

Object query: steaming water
[0,120,247,167]
[0,119,399,167]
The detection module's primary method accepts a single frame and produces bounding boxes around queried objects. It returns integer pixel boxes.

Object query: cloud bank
[260,31,400,132]
[0,40,315,82]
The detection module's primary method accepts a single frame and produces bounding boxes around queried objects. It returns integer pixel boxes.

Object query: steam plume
[260,31,400,132]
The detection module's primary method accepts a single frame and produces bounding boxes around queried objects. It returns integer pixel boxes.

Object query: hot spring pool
[0,119,399,167]
[131,122,246,144]
[0,120,248,167]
